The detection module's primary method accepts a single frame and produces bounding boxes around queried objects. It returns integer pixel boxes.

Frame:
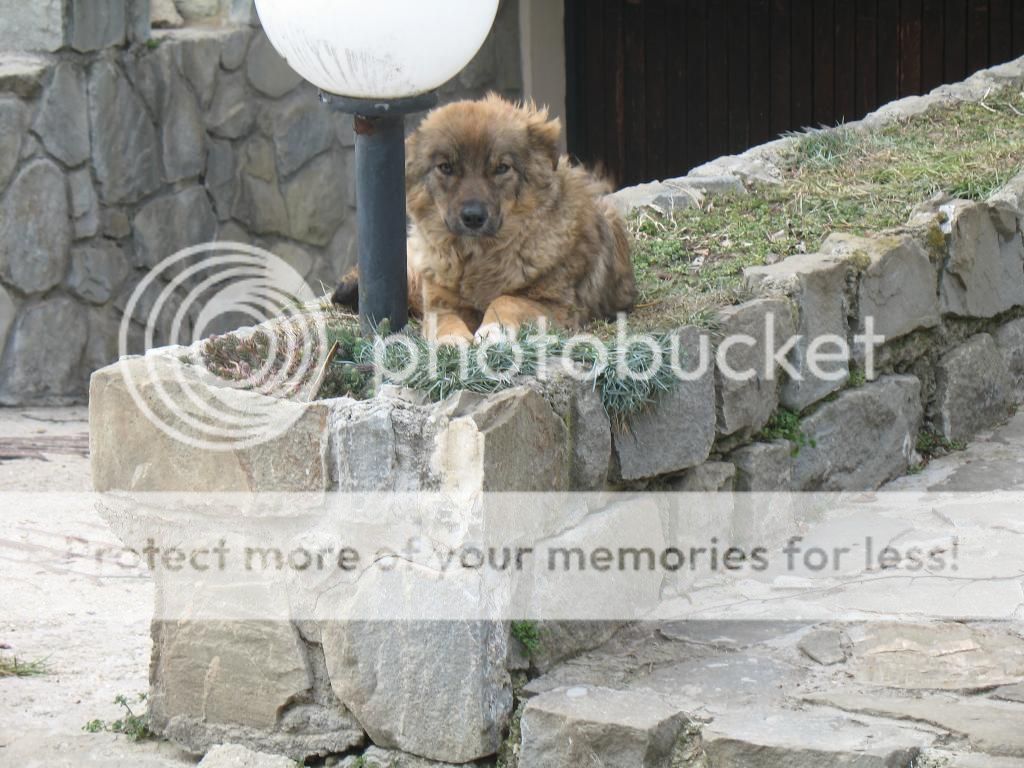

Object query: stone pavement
[3,407,1024,767]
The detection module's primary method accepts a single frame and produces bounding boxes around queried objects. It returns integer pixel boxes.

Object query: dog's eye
[437,162,454,176]
[494,163,512,176]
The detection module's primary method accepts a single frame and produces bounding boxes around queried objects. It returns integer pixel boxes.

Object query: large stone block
[0,57,49,99]
[568,383,612,490]
[612,326,716,481]
[197,745,297,768]
[939,201,1024,318]
[264,93,335,177]
[745,252,851,411]
[89,355,332,492]
[207,70,255,139]
[88,61,162,204]
[69,0,127,52]
[152,620,364,760]
[0,98,27,192]
[729,440,793,491]
[0,160,71,294]
[246,32,303,99]
[715,299,796,439]
[822,232,941,346]
[793,375,923,491]
[67,241,130,305]
[995,318,1024,402]
[233,137,289,236]
[321,581,512,763]
[435,387,571,492]
[206,138,237,221]
[0,284,15,362]
[133,187,218,269]
[68,169,100,240]
[671,461,737,491]
[520,687,695,768]
[33,63,90,167]
[175,0,220,20]
[338,747,470,768]
[162,75,206,183]
[283,152,349,246]
[935,334,1015,442]
[0,298,88,404]
[0,0,66,52]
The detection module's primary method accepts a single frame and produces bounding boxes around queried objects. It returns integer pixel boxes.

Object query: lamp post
[253,0,501,332]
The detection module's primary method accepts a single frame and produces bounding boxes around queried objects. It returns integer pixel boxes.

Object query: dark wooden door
[565,0,1024,188]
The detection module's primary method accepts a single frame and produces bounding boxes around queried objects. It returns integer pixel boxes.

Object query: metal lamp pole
[322,93,438,334]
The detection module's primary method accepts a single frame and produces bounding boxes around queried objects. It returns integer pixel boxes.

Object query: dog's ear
[527,111,562,171]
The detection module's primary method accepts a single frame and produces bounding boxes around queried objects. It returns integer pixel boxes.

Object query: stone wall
[0,0,522,405]
[87,56,1024,767]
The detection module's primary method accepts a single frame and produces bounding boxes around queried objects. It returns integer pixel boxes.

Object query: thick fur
[335,94,637,341]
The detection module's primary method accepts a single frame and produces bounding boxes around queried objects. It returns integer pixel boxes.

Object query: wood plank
[1016,0,1024,56]
[686,0,709,171]
[728,0,751,152]
[665,0,689,177]
[644,0,668,179]
[966,0,990,74]
[945,0,968,81]
[921,0,945,92]
[791,0,815,128]
[990,0,1013,64]
[856,0,879,118]
[813,0,836,126]
[622,0,646,186]
[834,0,857,122]
[899,0,923,97]
[749,0,774,144]
[707,0,730,159]
[877,0,900,105]
[770,0,792,137]
[608,0,627,187]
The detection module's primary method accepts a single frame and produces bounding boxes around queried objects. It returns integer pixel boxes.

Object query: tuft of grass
[628,88,1024,328]
[0,654,49,678]
[511,621,541,656]
[83,694,152,742]
[758,409,816,456]
[916,431,968,461]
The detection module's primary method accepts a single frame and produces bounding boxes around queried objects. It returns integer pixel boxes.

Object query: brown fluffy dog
[335,94,637,341]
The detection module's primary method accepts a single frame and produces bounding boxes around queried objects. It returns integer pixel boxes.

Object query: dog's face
[406,95,562,241]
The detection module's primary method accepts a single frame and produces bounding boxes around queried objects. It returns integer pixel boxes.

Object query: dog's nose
[460,201,489,231]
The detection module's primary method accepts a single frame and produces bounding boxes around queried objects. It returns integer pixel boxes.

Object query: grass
[510,621,541,656]
[0,653,49,678]
[758,408,816,456]
[83,694,152,742]
[626,87,1024,328]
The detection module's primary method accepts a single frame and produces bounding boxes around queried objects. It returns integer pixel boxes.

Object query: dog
[334,94,637,342]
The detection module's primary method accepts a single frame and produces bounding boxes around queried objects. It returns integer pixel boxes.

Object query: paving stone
[337,747,470,768]
[659,621,810,650]
[745,252,852,411]
[935,334,1015,442]
[283,152,348,246]
[161,75,206,183]
[994,684,1024,704]
[612,326,716,481]
[0,98,27,192]
[68,0,127,52]
[0,160,70,294]
[33,63,90,167]
[520,686,696,768]
[799,627,849,666]
[810,692,1024,759]
[939,201,1024,318]
[715,298,795,439]
[793,375,923,491]
[197,744,297,768]
[132,187,218,269]
[88,61,161,204]
[246,31,302,99]
[67,241,130,305]
[0,298,87,405]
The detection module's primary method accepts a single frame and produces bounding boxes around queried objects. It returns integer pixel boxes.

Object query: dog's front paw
[474,323,516,345]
